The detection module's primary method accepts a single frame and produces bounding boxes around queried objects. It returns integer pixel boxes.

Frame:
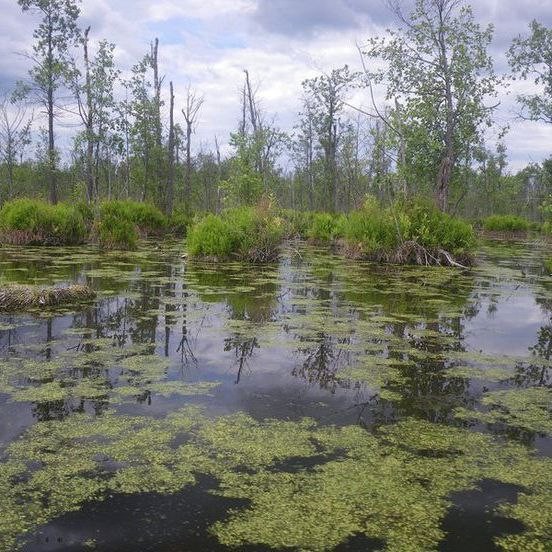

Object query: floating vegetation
[0,408,550,552]
[0,284,96,311]
[455,387,552,436]
[0,236,550,551]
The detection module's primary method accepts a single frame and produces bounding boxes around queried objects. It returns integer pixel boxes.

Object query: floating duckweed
[455,387,552,435]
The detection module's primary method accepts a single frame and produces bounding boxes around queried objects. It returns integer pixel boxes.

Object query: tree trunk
[167,81,175,216]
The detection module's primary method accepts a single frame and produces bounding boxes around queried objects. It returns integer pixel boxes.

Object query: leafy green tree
[508,20,552,124]
[18,0,81,203]
[364,0,500,211]
[70,27,119,203]
[301,66,357,212]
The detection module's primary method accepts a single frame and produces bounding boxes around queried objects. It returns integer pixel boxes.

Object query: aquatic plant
[186,205,285,262]
[0,198,87,246]
[97,215,138,250]
[98,200,167,237]
[306,212,339,243]
[0,284,95,311]
[340,197,476,266]
[483,214,530,233]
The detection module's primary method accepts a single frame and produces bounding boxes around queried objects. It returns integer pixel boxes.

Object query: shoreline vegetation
[1,196,551,269]
[186,197,477,267]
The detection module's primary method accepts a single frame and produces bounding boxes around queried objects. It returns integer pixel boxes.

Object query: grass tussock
[483,214,530,233]
[95,200,168,250]
[339,197,476,267]
[0,199,87,246]
[0,284,96,311]
[187,203,285,262]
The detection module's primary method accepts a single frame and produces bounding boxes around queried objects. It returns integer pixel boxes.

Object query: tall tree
[18,0,81,203]
[181,85,204,206]
[70,27,118,202]
[364,0,500,210]
[0,92,33,200]
[508,21,552,125]
[167,81,175,215]
[302,66,356,212]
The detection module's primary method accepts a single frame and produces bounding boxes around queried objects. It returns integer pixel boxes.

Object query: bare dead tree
[181,85,204,205]
[167,81,175,215]
[0,92,33,200]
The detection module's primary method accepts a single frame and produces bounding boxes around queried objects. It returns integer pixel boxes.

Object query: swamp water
[0,240,550,552]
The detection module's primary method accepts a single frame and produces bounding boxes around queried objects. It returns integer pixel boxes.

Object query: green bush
[307,213,339,243]
[99,200,167,236]
[168,206,193,236]
[545,259,552,274]
[483,215,530,233]
[339,197,476,265]
[97,215,138,250]
[0,198,87,245]
[187,206,285,262]
[280,209,314,239]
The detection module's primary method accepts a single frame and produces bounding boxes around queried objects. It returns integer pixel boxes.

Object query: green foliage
[187,206,285,262]
[483,214,530,232]
[307,213,339,242]
[168,206,193,236]
[97,215,138,251]
[508,20,552,124]
[279,209,314,238]
[99,200,167,236]
[340,196,476,263]
[0,198,87,245]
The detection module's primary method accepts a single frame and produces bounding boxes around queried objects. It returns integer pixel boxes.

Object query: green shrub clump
[96,200,168,250]
[187,206,285,262]
[340,197,476,266]
[0,198,87,245]
[99,200,167,237]
[483,215,530,233]
[307,213,339,243]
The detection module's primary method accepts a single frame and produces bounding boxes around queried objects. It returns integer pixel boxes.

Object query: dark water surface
[0,240,550,552]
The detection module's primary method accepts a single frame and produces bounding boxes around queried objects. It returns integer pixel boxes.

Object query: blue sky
[1,0,551,171]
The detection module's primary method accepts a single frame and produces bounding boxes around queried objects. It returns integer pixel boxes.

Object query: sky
[0,0,551,172]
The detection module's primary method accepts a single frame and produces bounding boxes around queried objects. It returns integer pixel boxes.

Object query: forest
[0,0,551,253]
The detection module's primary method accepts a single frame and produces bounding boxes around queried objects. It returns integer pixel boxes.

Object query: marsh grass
[187,205,285,262]
[340,197,476,266]
[483,214,530,233]
[0,199,87,246]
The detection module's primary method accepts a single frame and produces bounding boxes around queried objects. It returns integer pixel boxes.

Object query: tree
[167,81,175,215]
[181,85,204,205]
[0,92,33,200]
[364,0,500,210]
[301,66,357,212]
[70,27,118,202]
[18,0,81,203]
[508,20,552,125]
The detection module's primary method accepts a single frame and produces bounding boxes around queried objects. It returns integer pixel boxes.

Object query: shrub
[97,215,138,250]
[99,200,167,236]
[168,206,193,236]
[280,209,314,239]
[483,215,530,233]
[0,198,87,245]
[545,259,552,274]
[187,206,285,262]
[339,197,476,266]
[307,213,338,243]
